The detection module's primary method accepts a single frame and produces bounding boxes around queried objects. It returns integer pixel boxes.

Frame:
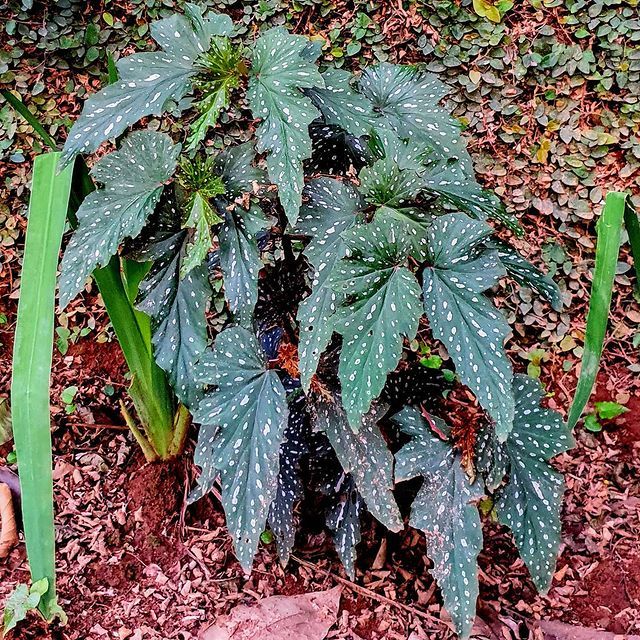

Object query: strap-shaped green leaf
[296,178,362,389]
[488,239,563,311]
[192,327,289,571]
[317,401,402,532]
[59,131,180,308]
[215,142,265,197]
[133,189,211,409]
[359,63,472,171]
[488,375,574,592]
[422,213,514,440]
[331,222,422,427]
[394,406,483,639]
[248,27,324,225]
[219,204,269,325]
[305,69,376,137]
[61,8,231,166]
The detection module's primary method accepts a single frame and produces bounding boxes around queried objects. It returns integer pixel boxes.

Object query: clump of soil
[84,454,187,592]
[570,557,640,633]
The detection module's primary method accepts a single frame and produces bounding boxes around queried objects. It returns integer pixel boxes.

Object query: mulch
[0,333,639,639]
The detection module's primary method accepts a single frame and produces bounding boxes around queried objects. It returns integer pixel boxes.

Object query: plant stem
[120,400,158,463]
[169,404,191,457]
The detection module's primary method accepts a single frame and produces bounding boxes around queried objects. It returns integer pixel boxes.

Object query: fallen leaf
[537,620,640,640]
[199,587,342,640]
[0,482,18,558]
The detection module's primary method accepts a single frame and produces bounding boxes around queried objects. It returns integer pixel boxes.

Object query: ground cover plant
[14,2,640,637]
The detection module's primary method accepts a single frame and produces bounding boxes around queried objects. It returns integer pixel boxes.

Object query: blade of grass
[1,90,58,150]
[11,152,72,619]
[5,87,179,459]
[624,199,640,291]
[567,192,626,430]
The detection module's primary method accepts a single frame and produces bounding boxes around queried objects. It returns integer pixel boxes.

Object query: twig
[290,554,453,633]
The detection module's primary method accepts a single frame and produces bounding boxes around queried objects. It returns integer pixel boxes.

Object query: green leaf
[421,158,510,226]
[183,3,234,43]
[11,153,73,619]
[422,213,514,440]
[60,10,222,166]
[3,579,50,634]
[59,131,181,308]
[304,68,376,137]
[473,0,502,22]
[134,189,211,409]
[318,401,402,531]
[394,406,483,638]
[491,375,574,592]
[215,142,265,197]
[331,222,422,427]
[594,400,628,420]
[191,327,289,571]
[567,192,626,430]
[219,204,269,325]
[489,239,563,311]
[187,82,231,152]
[186,36,241,151]
[180,192,223,279]
[248,27,324,225]
[296,178,362,389]
[359,63,471,171]
[360,148,432,258]
[583,413,602,432]
[60,386,77,405]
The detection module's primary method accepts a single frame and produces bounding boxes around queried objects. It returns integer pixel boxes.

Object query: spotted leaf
[492,375,574,591]
[215,142,265,197]
[317,401,402,532]
[269,393,310,565]
[421,158,508,224]
[358,63,472,172]
[394,406,483,638]
[191,327,289,571]
[488,239,563,311]
[305,69,377,137]
[360,150,432,258]
[59,131,180,308]
[60,8,230,166]
[296,178,362,389]
[219,204,269,325]
[180,192,223,279]
[248,27,324,225]
[330,222,422,427]
[326,475,363,579]
[422,213,514,440]
[133,188,211,409]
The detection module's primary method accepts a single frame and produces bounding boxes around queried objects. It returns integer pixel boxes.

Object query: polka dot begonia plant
[58,4,573,637]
